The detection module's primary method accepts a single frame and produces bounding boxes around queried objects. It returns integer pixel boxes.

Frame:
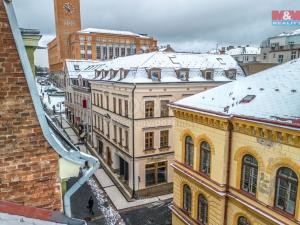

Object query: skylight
[240,95,256,104]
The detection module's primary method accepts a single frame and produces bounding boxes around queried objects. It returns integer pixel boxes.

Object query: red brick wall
[0,1,62,211]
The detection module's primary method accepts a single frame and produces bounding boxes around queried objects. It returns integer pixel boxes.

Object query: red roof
[0,201,53,221]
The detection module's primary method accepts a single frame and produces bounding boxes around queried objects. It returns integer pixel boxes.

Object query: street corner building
[0,0,98,224]
[169,59,300,225]
[48,0,157,74]
[63,51,246,199]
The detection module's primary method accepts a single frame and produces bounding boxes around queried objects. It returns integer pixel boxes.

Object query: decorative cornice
[232,118,300,148]
[173,108,230,131]
[172,108,300,148]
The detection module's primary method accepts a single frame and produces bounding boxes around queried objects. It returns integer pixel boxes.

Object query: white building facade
[64,60,102,142]
[226,46,261,64]
[261,29,300,64]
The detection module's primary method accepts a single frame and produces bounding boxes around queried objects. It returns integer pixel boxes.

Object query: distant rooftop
[173,58,300,128]
[65,59,103,78]
[78,28,151,38]
[277,29,300,37]
[226,46,261,56]
[20,28,41,36]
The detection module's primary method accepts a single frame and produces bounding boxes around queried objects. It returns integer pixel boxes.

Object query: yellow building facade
[170,59,300,225]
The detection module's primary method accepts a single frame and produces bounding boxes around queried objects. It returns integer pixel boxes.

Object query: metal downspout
[131,84,137,198]
[224,121,233,225]
[4,0,100,218]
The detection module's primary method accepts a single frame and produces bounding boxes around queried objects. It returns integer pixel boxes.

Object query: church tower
[53,0,81,61]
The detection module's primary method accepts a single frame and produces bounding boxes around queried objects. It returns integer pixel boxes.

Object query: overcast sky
[13,0,299,67]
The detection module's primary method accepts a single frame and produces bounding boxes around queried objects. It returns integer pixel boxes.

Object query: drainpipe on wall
[131,84,137,199]
[223,121,233,225]
[47,114,100,217]
[4,0,100,218]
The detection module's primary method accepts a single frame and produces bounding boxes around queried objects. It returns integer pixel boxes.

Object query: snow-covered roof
[277,29,300,37]
[227,46,261,56]
[64,59,101,78]
[93,52,245,83]
[173,59,300,127]
[78,28,150,39]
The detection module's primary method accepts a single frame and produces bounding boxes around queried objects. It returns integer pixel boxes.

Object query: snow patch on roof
[277,29,300,37]
[175,59,300,127]
[226,46,261,56]
[78,28,150,38]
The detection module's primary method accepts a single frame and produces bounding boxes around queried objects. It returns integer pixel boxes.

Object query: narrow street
[53,113,172,225]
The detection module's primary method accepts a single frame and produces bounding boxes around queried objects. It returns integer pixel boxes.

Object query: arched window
[183,184,192,214]
[238,216,250,225]
[275,167,298,215]
[241,155,258,195]
[198,194,208,224]
[200,141,211,175]
[185,136,194,167]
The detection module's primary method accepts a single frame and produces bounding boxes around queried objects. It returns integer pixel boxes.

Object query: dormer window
[120,69,124,79]
[226,69,237,80]
[74,65,80,71]
[151,71,159,81]
[95,70,100,78]
[110,69,115,79]
[204,70,213,80]
[149,68,161,81]
[177,69,189,81]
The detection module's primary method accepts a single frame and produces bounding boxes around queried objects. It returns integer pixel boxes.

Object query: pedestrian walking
[87,196,94,215]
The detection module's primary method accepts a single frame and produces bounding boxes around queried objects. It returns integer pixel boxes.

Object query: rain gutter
[3,0,99,219]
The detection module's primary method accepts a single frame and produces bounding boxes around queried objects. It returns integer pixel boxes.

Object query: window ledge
[144,148,156,153]
[145,181,168,188]
[159,146,170,151]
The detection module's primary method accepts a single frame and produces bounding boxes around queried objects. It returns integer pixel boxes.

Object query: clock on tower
[54,0,81,61]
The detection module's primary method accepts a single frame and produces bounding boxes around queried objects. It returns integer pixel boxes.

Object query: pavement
[60,116,173,211]
[90,199,172,225]
[67,177,103,221]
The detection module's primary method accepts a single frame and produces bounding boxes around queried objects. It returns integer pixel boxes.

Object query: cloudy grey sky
[12,0,299,66]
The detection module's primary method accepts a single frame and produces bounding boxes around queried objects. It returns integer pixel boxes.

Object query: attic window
[110,70,115,79]
[179,71,187,80]
[74,65,80,71]
[151,70,160,81]
[240,95,256,104]
[205,71,213,80]
[226,69,237,80]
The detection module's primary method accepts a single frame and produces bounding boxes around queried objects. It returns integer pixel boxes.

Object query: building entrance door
[106,147,112,167]
[119,157,129,182]
[98,140,103,156]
